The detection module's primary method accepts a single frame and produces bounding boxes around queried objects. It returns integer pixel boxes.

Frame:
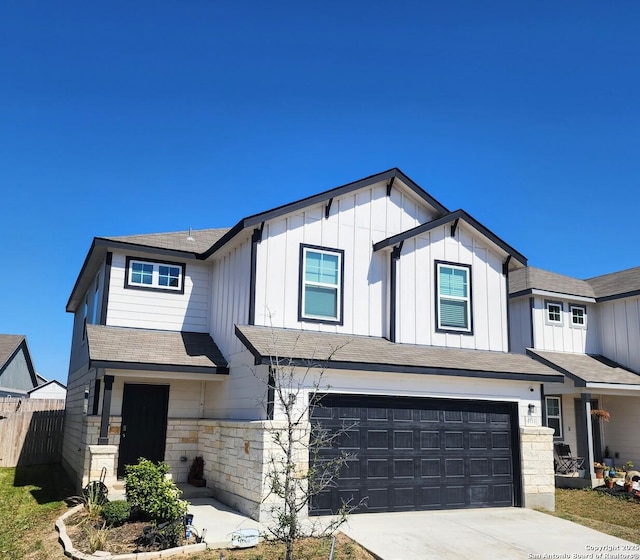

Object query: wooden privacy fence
[0,398,65,467]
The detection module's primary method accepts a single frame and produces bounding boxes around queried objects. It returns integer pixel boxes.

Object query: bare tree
[256,328,363,560]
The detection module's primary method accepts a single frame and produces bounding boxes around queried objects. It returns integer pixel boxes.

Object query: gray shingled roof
[86,325,228,373]
[235,325,563,382]
[586,266,640,300]
[0,335,25,369]
[509,267,595,298]
[527,349,640,386]
[102,228,230,254]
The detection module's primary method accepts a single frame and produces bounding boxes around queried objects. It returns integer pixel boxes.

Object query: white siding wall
[395,224,508,351]
[209,237,252,357]
[598,297,640,373]
[253,183,436,337]
[270,366,542,429]
[509,296,533,354]
[531,297,599,354]
[106,251,210,332]
[599,394,640,468]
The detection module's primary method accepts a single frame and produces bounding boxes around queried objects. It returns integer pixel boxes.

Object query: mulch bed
[594,483,640,501]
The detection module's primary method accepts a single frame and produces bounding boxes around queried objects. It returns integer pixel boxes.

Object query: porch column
[581,393,595,478]
[98,375,114,445]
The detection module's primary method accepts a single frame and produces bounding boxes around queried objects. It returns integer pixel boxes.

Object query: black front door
[117,384,170,478]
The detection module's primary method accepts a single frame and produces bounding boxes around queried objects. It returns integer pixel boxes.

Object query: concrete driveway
[338,508,637,559]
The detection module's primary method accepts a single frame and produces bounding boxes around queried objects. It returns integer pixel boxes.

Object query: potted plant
[187,456,206,487]
[594,462,605,479]
[591,409,611,422]
[604,475,614,489]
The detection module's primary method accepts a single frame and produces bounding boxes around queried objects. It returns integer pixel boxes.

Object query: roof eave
[373,209,527,267]
[89,359,229,375]
[201,168,450,260]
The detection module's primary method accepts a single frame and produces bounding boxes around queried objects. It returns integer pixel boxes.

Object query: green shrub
[124,459,187,522]
[101,500,131,527]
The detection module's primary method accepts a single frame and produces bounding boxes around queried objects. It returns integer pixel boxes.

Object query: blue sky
[1,2,639,382]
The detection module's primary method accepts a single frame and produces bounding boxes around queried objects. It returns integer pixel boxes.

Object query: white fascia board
[584,383,640,392]
[530,289,596,303]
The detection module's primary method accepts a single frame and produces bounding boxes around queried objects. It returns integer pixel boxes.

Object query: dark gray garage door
[310,395,520,515]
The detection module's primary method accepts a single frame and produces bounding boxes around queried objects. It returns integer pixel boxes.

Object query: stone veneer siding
[520,425,555,511]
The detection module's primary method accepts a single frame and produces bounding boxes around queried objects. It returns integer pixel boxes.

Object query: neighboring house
[28,378,67,400]
[0,334,38,397]
[62,168,561,519]
[509,266,640,477]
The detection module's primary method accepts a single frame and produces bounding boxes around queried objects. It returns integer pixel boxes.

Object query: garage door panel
[310,395,518,515]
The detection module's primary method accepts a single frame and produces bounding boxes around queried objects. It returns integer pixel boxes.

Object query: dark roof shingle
[0,335,25,368]
[586,266,640,300]
[235,325,562,382]
[509,267,595,298]
[86,325,228,373]
[527,349,640,386]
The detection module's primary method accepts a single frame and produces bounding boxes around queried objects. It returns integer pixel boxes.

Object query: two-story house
[509,266,640,478]
[62,169,561,520]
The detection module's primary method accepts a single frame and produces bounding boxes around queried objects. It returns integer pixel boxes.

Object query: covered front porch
[529,349,640,487]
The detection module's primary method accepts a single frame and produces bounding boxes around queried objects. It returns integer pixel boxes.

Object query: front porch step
[555,474,605,489]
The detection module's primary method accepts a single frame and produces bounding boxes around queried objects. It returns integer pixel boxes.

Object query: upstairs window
[125,257,186,294]
[546,301,563,325]
[436,262,472,333]
[545,396,563,438]
[299,244,344,324]
[570,305,586,328]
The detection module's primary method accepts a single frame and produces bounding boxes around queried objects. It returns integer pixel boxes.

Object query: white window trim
[299,245,343,324]
[570,304,587,329]
[545,301,563,325]
[436,262,472,333]
[545,396,563,439]
[125,257,186,293]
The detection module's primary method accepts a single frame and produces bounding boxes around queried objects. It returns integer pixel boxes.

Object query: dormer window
[545,301,563,325]
[299,244,344,324]
[125,257,186,294]
[436,261,472,334]
[570,305,586,328]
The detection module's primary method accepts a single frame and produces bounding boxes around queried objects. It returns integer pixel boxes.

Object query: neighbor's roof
[86,325,229,374]
[235,325,563,383]
[0,335,26,368]
[509,267,595,299]
[586,266,640,301]
[527,349,640,387]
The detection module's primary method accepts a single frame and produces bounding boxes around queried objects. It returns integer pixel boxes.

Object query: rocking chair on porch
[554,443,584,474]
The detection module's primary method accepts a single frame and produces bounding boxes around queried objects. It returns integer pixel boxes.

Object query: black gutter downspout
[98,374,114,445]
[248,224,264,325]
[389,242,403,342]
[503,256,512,351]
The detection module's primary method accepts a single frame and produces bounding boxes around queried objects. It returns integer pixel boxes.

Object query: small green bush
[101,500,131,527]
[124,458,187,522]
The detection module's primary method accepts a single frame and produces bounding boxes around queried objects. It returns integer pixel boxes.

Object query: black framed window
[299,244,344,324]
[545,396,563,439]
[435,261,472,334]
[125,256,186,294]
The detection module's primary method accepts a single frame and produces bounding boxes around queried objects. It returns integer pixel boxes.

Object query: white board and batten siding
[395,223,508,351]
[209,237,252,357]
[253,183,436,337]
[106,251,210,333]
[530,298,599,354]
[598,297,640,373]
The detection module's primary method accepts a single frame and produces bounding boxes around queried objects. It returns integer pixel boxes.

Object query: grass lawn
[549,488,640,544]
[0,464,74,560]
